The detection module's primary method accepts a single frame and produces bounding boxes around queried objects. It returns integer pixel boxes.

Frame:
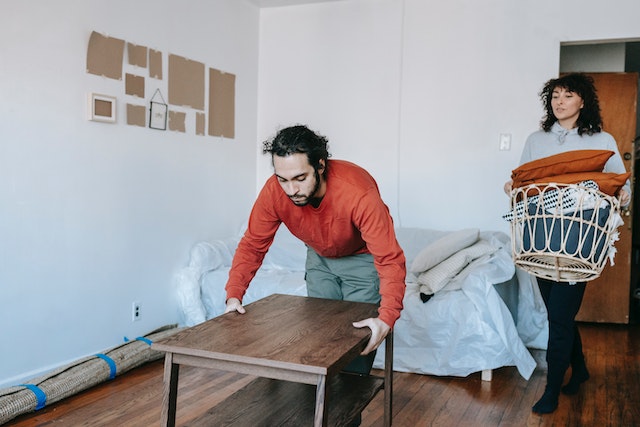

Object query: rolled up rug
[0,324,182,425]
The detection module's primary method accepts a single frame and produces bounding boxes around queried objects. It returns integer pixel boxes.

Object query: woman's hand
[503,179,513,195]
[619,188,631,207]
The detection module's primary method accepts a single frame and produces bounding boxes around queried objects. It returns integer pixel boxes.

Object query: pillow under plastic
[417,240,499,294]
[261,225,307,271]
[410,228,479,274]
[188,239,238,271]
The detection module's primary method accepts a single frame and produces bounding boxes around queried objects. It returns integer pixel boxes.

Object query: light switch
[499,133,511,151]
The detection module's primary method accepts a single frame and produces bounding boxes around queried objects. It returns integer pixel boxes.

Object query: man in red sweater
[224,125,406,376]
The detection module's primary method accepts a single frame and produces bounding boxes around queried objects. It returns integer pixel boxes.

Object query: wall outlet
[132,302,141,322]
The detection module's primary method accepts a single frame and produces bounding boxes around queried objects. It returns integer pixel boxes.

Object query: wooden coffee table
[152,294,393,426]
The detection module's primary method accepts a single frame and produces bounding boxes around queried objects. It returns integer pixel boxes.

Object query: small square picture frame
[88,93,117,123]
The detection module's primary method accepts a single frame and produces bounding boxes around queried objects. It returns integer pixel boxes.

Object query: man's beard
[289,170,322,206]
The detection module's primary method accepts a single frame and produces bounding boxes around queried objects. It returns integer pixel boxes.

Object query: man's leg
[305,249,380,426]
[305,246,344,300]
[305,248,380,375]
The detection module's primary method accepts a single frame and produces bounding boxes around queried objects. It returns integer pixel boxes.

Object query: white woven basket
[509,182,621,282]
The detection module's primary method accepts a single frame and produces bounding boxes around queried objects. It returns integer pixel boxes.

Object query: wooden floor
[6,322,640,426]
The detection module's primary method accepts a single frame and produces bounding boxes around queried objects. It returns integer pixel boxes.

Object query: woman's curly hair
[540,73,603,136]
[262,125,331,173]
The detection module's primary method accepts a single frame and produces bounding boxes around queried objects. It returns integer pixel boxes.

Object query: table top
[152,294,378,376]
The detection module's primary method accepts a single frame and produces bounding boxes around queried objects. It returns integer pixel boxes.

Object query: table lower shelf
[187,372,385,426]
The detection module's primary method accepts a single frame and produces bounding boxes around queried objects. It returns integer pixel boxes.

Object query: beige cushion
[410,228,479,274]
[417,240,499,295]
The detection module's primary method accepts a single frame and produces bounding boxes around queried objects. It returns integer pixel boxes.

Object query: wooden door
[576,72,638,324]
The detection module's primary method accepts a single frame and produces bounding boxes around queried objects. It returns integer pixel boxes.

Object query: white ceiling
[247,0,346,8]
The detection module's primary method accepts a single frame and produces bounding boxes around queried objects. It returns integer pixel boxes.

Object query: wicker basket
[509,182,621,282]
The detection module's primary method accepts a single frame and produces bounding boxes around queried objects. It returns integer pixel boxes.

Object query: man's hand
[224,297,246,314]
[352,317,391,355]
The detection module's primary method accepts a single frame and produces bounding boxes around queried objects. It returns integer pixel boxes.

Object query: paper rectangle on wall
[95,99,112,118]
[196,112,205,136]
[127,43,147,68]
[169,110,186,132]
[208,68,235,138]
[126,104,146,127]
[125,74,145,98]
[149,49,163,79]
[86,31,125,80]
[168,54,204,110]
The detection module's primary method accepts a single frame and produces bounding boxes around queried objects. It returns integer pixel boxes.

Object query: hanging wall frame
[149,89,168,130]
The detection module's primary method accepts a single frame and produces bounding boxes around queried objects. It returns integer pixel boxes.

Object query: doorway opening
[560,40,640,323]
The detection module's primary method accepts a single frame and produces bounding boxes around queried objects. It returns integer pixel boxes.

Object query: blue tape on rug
[20,384,47,410]
[123,336,152,345]
[95,353,117,379]
[135,336,152,345]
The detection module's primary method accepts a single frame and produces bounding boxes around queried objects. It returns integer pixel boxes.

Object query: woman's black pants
[537,277,587,389]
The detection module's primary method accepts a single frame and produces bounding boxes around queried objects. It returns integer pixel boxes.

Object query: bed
[175,225,548,380]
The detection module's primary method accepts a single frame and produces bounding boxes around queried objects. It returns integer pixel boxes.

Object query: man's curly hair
[262,125,331,173]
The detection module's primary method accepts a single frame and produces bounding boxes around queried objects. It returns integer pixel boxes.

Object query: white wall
[0,0,259,387]
[257,0,404,218]
[257,0,640,233]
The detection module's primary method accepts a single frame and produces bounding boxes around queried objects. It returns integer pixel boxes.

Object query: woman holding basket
[504,72,630,414]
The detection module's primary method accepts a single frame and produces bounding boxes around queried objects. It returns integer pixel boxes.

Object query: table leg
[160,352,180,427]
[313,374,328,427]
[384,331,393,427]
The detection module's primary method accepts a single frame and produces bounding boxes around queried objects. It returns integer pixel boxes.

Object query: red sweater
[225,160,406,327]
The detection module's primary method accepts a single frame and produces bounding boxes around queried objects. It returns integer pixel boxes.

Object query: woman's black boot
[561,326,589,395]
[532,365,564,414]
